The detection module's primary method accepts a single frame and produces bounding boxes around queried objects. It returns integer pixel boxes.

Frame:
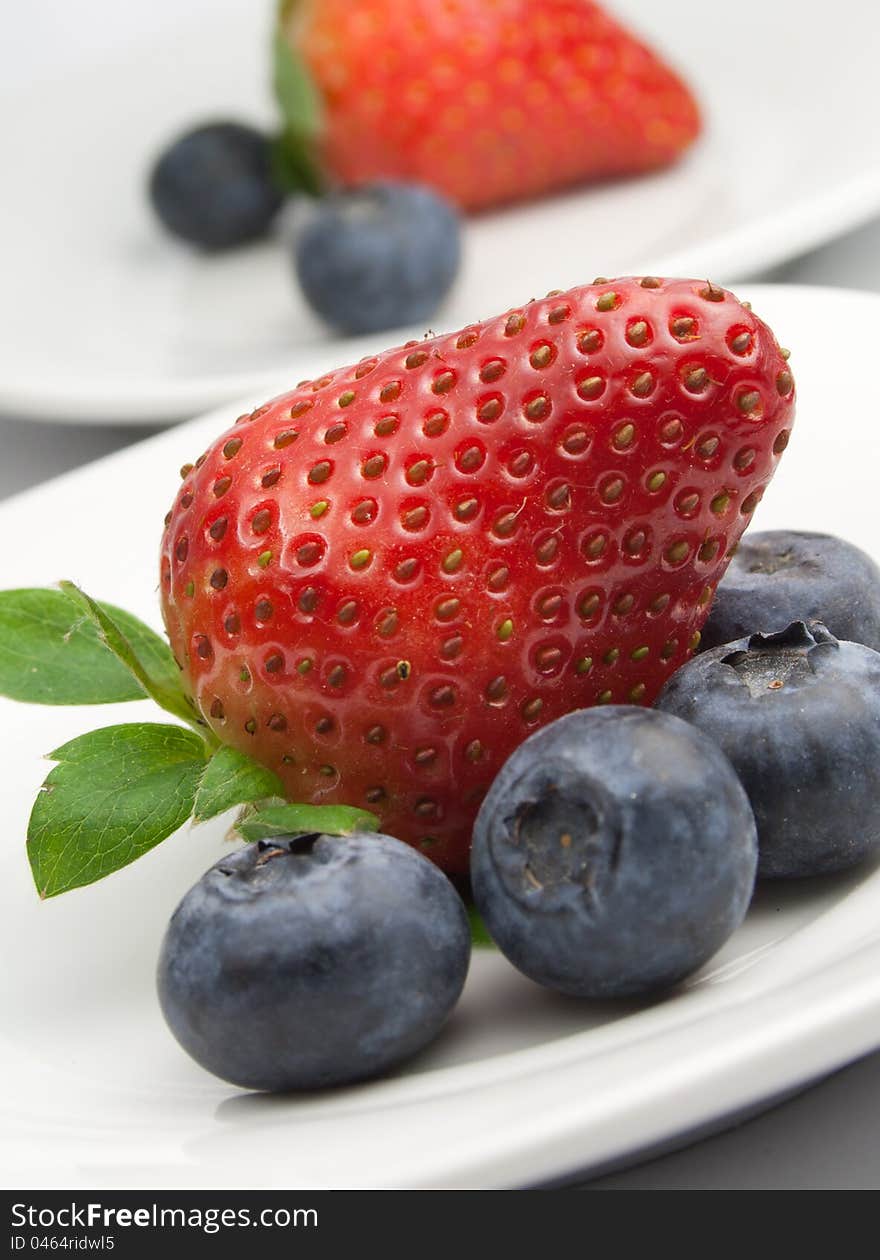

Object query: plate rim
[2,278,879,434]
[5,165,880,425]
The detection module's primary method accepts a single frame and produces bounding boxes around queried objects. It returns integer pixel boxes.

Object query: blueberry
[294,181,461,335]
[157,832,470,1091]
[471,707,756,999]
[656,621,880,879]
[148,122,283,250]
[701,531,880,653]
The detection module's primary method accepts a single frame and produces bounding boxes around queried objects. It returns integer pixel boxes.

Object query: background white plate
[5,0,880,423]
[2,284,880,1189]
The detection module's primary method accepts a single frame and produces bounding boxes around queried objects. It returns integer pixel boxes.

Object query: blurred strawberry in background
[149,1,703,334]
[276,0,701,211]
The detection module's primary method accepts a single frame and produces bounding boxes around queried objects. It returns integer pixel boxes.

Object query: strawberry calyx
[57,580,213,743]
[271,2,326,196]
[0,582,377,898]
[271,129,326,198]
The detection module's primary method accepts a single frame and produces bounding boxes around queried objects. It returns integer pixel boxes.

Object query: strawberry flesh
[161,278,794,874]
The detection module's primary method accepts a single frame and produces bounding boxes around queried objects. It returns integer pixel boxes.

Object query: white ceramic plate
[2,284,880,1191]
[5,1,880,423]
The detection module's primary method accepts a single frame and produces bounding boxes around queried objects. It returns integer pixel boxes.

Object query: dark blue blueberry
[148,122,283,250]
[657,621,880,879]
[471,707,756,999]
[157,832,470,1091]
[294,181,461,335]
[701,531,880,653]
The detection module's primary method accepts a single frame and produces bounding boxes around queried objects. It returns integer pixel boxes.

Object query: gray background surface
[3,218,880,1190]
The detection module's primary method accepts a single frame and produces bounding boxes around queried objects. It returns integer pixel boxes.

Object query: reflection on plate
[2,285,880,1189]
[3,1,880,422]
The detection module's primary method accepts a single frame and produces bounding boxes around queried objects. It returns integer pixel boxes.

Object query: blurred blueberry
[702,531,880,652]
[149,122,283,250]
[158,832,470,1091]
[657,621,880,878]
[471,707,756,999]
[294,181,461,335]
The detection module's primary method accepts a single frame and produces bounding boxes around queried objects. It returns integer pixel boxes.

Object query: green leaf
[0,588,166,706]
[270,130,324,197]
[273,27,322,137]
[193,746,285,822]
[271,21,325,196]
[235,802,379,842]
[57,583,201,735]
[27,723,207,898]
[467,903,496,949]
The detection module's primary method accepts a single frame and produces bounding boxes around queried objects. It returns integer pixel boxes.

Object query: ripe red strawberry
[161,277,794,875]
[278,0,701,211]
